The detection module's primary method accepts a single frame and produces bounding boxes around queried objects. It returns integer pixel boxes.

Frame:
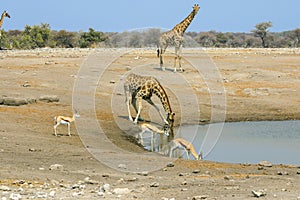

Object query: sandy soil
[0,48,300,199]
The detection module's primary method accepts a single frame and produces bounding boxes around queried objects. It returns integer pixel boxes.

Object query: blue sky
[1,0,299,32]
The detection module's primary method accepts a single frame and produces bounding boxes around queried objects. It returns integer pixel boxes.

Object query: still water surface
[177,120,300,165]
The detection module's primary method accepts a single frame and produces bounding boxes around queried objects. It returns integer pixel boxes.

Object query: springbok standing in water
[138,122,170,152]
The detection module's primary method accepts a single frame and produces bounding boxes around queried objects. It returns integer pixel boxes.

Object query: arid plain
[0,48,300,199]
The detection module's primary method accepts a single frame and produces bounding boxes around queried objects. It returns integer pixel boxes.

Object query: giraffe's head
[193,4,200,14]
[2,11,10,18]
[162,123,170,136]
[167,112,175,137]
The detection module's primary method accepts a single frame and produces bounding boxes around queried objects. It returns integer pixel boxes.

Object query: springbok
[169,138,203,160]
[53,111,80,136]
[138,122,170,152]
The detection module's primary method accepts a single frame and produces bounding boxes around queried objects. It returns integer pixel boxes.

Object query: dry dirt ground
[0,48,300,199]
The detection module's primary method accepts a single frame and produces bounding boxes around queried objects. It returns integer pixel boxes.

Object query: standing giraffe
[0,11,10,38]
[124,73,175,139]
[158,4,200,72]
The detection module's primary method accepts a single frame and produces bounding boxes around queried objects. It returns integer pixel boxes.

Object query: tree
[53,30,77,48]
[21,23,51,48]
[252,21,273,48]
[289,28,300,47]
[216,32,228,47]
[79,28,107,48]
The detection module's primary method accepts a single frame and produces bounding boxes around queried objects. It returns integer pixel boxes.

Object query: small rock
[181,181,187,185]
[181,188,188,191]
[0,185,11,191]
[49,164,64,171]
[118,164,127,169]
[49,191,56,197]
[3,97,28,106]
[167,162,175,167]
[36,192,47,198]
[98,191,105,196]
[101,183,110,192]
[252,190,267,198]
[178,172,189,176]
[192,169,201,174]
[38,95,59,103]
[126,177,138,182]
[50,180,59,186]
[45,61,55,65]
[192,195,209,199]
[296,171,300,175]
[150,182,159,187]
[257,166,264,170]
[110,80,116,84]
[258,161,272,167]
[137,171,148,176]
[9,193,22,200]
[29,148,41,152]
[277,171,289,175]
[22,84,31,87]
[113,188,131,195]
[72,184,80,189]
[117,178,125,184]
[84,177,99,184]
[224,175,233,180]
[72,191,84,197]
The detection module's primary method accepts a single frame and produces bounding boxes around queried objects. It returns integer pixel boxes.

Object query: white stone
[258,161,272,167]
[36,192,47,198]
[49,191,56,197]
[252,190,267,197]
[0,186,11,191]
[49,164,64,171]
[98,191,105,196]
[103,183,110,192]
[113,188,131,195]
[9,193,22,200]
[118,164,127,169]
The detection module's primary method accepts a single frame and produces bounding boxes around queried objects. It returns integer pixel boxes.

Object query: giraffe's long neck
[173,9,198,35]
[153,82,172,115]
[0,13,5,29]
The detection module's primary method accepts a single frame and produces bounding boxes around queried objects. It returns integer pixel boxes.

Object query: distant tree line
[0,22,299,49]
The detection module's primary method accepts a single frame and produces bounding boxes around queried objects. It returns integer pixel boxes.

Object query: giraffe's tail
[157,48,160,58]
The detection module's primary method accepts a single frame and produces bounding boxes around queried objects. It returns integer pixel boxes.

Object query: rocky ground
[0,48,300,199]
